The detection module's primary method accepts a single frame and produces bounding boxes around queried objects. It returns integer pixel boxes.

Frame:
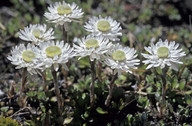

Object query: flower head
[84,15,122,41]
[39,41,75,71]
[44,1,84,25]
[73,35,113,61]
[18,24,54,45]
[7,43,42,74]
[142,39,186,71]
[104,43,140,75]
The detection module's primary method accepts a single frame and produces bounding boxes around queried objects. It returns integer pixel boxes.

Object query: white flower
[84,15,122,41]
[18,24,54,45]
[142,39,186,71]
[44,1,84,25]
[73,35,113,61]
[104,43,140,75]
[39,41,75,71]
[7,43,42,74]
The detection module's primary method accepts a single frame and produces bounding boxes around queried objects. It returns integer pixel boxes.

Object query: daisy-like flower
[142,39,186,71]
[39,41,74,71]
[18,24,54,45]
[84,15,122,41]
[104,43,140,75]
[7,43,42,74]
[44,1,84,25]
[73,35,113,61]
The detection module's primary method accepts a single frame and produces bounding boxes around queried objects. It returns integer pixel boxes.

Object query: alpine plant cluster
[8,1,186,76]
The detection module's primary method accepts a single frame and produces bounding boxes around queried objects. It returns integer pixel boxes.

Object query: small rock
[0,101,5,106]
[0,89,5,98]
[7,109,14,116]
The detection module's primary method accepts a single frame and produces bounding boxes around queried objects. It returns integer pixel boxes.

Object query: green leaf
[171,77,178,89]
[127,114,132,126]
[179,80,185,90]
[37,92,46,100]
[183,123,189,126]
[34,15,40,23]
[121,34,128,43]
[40,104,46,113]
[46,69,53,81]
[50,96,57,102]
[24,14,32,22]
[82,93,86,100]
[146,87,152,93]
[96,107,108,114]
[84,112,88,118]
[127,23,136,31]
[156,67,162,75]
[146,75,154,84]
[186,90,192,95]
[185,95,192,105]
[27,91,37,97]
[0,106,9,113]
[168,103,174,113]
[78,57,90,68]
[63,118,73,125]
[119,75,127,81]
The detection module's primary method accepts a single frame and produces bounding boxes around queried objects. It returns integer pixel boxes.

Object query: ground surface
[0,0,192,125]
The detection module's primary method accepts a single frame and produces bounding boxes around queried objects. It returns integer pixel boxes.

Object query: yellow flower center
[22,50,36,63]
[97,20,111,32]
[85,39,99,48]
[57,4,72,15]
[45,46,62,58]
[157,47,169,58]
[32,29,43,38]
[112,50,126,61]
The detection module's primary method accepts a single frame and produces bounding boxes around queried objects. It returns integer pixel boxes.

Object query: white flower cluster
[8,38,74,74]
[8,1,186,76]
[74,15,140,75]
[8,1,81,74]
[73,35,113,61]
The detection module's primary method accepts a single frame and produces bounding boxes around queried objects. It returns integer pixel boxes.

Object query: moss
[0,116,20,126]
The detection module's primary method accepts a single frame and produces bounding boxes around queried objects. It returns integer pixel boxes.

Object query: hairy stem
[63,24,69,86]
[63,24,67,43]
[105,73,118,107]
[18,68,28,108]
[51,66,64,118]
[40,71,47,92]
[159,68,167,118]
[20,68,27,93]
[42,112,50,126]
[97,61,102,82]
[90,60,96,107]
